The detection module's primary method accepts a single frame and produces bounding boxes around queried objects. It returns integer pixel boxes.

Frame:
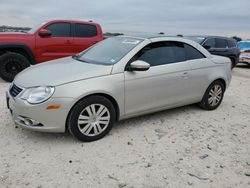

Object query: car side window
[203,38,215,48]
[215,38,227,48]
[184,44,205,60]
[45,23,71,37]
[75,24,97,38]
[136,41,186,66]
[227,40,236,48]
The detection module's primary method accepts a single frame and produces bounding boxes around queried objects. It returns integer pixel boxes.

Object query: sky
[0,0,250,39]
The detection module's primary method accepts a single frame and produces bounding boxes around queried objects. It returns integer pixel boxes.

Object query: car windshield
[184,36,206,44]
[75,37,143,65]
[237,42,250,49]
[27,22,47,34]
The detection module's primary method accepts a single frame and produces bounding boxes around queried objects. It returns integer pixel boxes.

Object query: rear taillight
[241,50,250,53]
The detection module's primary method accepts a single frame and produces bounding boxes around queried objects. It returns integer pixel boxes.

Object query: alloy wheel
[208,84,223,107]
[77,104,110,136]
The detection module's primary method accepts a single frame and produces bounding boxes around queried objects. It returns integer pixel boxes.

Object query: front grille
[9,84,23,97]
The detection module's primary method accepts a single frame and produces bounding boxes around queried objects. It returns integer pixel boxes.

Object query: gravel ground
[0,66,250,188]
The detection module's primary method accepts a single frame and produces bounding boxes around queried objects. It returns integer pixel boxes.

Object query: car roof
[115,33,167,40]
[115,35,212,58]
[184,35,234,40]
[115,34,204,45]
[116,34,191,41]
[45,19,100,25]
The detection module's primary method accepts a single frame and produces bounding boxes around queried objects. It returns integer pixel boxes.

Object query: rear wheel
[67,96,116,142]
[0,52,30,82]
[199,80,225,110]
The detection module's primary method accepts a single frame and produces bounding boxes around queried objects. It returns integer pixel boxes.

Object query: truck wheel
[0,52,30,82]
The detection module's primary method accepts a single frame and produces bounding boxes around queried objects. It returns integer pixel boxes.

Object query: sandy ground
[0,66,250,188]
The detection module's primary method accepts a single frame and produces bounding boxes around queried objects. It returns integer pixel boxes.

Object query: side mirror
[127,60,150,71]
[203,45,211,50]
[39,29,52,37]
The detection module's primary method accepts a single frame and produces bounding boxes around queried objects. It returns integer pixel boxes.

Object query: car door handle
[181,72,189,79]
[65,40,72,44]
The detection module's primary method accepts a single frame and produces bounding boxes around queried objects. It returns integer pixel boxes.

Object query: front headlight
[20,86,55,104]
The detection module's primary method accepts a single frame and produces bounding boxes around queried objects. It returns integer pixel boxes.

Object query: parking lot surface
[0,66,250,188]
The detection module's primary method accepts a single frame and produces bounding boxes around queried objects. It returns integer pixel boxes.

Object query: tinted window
[184,44,205,60]
[227,40,236,48]
[45,23,71,37]
[215,38,227,48]
[75,24,97,37]
[203,38,215,48]
[137,42,185,66]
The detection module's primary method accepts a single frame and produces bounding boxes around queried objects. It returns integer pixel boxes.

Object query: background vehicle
[0,20,103,82]
[237,41,250,65]
[7,36,232,142]
[184,36,240,68]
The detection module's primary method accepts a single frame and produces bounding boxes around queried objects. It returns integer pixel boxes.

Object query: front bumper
[239,53,250,64]
[6,91,75,133]
[239,57,250,64]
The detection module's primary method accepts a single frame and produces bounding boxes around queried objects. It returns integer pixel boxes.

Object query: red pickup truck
[0,20,104,81]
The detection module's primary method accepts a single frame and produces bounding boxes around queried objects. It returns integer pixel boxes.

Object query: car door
[124,41,192,115]
[226,39,240,60]
[207,38,227,56]
[35,22,75,63]
[183,43,213,100]
[73,23,101,53]
[203,38,215,53]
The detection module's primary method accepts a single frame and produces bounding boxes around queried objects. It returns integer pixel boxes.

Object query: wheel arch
[66,93,120,130]
[211,78,226,90]
[0,43,36,64]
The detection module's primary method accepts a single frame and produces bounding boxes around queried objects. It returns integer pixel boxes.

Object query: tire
[0,52,30,82]
[199,80,225,110]
[230,58,236,69]
[67,95,116,142]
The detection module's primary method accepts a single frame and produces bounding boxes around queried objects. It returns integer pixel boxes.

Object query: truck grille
[9,84,23,97]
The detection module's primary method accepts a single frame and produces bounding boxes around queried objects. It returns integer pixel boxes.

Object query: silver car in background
[238,41,250,65]
[6,36,232,141]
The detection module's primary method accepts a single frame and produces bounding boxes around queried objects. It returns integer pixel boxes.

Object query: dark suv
[184,36,240,68]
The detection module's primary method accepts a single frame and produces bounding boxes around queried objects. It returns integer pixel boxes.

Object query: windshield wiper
[72,55,89,63]
[72,54,80,59]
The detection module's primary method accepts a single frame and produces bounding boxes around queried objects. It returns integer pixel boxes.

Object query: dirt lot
[0,66,250,188]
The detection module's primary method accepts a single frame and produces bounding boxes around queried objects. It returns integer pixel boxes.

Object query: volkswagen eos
[6,36,232,141]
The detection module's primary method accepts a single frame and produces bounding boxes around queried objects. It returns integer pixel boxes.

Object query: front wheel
[199,81,225,110]
[67,96,116,142]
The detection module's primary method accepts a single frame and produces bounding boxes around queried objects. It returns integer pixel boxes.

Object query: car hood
[0,32,26,36]
[14,57,113,88]
[0,32,31,39]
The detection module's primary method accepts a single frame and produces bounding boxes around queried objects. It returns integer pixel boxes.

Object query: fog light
[16,116,40,126]
[23,119,32,126]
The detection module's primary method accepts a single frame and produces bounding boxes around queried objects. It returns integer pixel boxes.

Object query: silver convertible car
[6,36,232,141]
